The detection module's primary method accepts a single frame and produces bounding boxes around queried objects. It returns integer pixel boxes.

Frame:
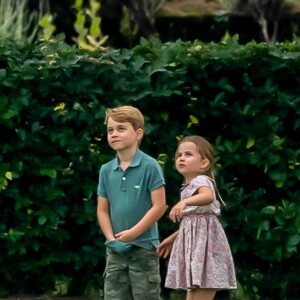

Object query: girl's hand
[115,230,136,242]
[169,201,186,222]
[156,237,174,258]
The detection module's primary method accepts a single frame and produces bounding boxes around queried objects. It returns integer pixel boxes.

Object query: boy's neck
[117,146,139,170]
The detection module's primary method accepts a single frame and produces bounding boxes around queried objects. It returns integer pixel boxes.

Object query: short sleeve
[147,162,165,192]
[188,175,213,195]
[97,165,107,197]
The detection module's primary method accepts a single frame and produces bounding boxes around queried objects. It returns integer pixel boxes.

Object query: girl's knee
[188,288,216,300]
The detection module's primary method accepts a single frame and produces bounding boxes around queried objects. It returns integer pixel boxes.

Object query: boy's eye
[107,127,126,134]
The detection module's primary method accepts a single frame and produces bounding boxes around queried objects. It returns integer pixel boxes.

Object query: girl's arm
[169,186,214,222]
[115,185,166,242]
[156,231,179,258]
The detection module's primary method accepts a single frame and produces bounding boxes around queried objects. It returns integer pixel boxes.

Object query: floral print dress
[165,175,237,290]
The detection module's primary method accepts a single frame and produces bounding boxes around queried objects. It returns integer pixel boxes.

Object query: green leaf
[275,181,284,188]
[38,215,47,225]
[269,171,287,183]
[0,68,7,79]
[286,245,297,254]
[261,206,275,215]
[274,215,286,225]
[39,169,57,178]
[187,115,199,128]
[32,241,40,252]
[0,177,8,190]
[287,234,300,246]
[157,153,168,166]
[246,138,255,149]
[5,172,12,180]
[160,112,169,122]
[16,129,26,141]
[1,108,19,120]
[90,17,100,37]
[260,220,270,231]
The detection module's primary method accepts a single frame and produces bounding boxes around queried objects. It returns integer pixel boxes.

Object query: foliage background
[0,36,299,299]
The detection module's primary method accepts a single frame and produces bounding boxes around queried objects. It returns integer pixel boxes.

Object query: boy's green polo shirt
[97,149,165,248]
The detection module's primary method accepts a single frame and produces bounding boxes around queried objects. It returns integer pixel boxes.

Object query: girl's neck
[184,177,194,185]
[184,173,210,184]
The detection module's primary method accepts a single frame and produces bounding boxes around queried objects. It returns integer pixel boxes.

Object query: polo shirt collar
[112,149,143,170]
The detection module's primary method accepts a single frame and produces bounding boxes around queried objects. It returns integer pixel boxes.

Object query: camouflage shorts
[104,246,161,300]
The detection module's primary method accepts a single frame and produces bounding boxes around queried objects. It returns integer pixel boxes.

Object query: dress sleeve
[188,175,213,195]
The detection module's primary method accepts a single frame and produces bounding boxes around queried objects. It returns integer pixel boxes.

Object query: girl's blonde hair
[176,135,214,177]
[105,105,144,131]
[176,135,226,206]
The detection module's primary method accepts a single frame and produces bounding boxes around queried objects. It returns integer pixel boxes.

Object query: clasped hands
[105,229,135,254]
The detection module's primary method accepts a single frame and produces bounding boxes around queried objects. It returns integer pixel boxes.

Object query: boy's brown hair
[105,106,144,131]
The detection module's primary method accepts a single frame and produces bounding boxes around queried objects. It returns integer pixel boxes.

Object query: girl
[157,136,237,300]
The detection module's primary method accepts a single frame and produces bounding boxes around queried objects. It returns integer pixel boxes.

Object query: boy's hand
[105,240,133,254]
[115,230,136,242]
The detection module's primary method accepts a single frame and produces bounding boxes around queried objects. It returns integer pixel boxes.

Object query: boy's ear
[136,128,144,140]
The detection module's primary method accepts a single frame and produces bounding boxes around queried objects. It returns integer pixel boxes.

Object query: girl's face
[175,141,209,182]
[106,117,143,152]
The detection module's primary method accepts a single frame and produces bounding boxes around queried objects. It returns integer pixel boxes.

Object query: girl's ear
[200,158,210,169]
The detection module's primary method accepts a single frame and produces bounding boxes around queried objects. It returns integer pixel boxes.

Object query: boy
[97,105,166,300]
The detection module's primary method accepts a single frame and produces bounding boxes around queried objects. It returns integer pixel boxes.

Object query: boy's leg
[128,247,161,300]
[104,248,133,300]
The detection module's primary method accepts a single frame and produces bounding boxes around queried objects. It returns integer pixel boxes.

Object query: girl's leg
[186,288,216,300]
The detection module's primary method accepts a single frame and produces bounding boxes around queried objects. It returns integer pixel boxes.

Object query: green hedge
[0,36,299,299]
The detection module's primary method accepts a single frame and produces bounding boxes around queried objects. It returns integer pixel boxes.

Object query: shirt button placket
[121,176,127,192]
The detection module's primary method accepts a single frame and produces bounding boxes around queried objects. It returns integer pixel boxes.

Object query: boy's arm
[97,196,115,241]
[115,185,166,242]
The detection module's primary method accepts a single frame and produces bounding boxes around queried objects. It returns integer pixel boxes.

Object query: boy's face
[106,117,143,151]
